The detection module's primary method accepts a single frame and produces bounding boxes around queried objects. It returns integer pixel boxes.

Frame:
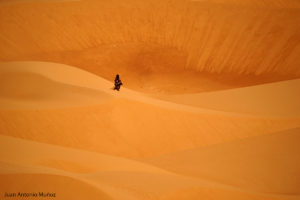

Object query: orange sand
[0,0,300,199]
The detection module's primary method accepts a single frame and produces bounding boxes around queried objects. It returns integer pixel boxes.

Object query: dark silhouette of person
[114,74,122,91]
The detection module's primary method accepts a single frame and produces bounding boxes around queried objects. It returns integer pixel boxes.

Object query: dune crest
[1,0,300,93]
[1,128,299,200]
[142,127,300,194]
[1,0,300,198]
[0,61,299,160]
[157,78,300,117]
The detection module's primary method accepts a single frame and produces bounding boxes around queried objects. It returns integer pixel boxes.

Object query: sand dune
[0,173,113,200]
[142,127,300,194]
[0,61,299,200]
[156,79,300,117]
[1,134,299,200]
[1,0,300,93]
[1,62,299,159]
[0,62,114,109]
[1,0,300,199]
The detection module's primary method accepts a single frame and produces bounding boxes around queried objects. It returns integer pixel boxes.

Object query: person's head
[116,74,119,79]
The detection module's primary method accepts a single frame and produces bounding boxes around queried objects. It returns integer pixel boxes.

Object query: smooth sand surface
[0,61,299,200]
[1,0,300,199]
[1,0,300,93]
[155,79,300,117]
[1,133,299,200]
[141,127,300,194]
[1,62,300,159]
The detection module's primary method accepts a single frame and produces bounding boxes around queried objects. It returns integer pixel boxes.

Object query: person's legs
[115,85,120,91]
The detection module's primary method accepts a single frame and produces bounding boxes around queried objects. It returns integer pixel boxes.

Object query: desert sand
[0,0,300,200]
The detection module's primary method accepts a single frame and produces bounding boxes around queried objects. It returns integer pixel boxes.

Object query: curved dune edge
[1,61,299,117]
[1,0,300,199]
[2,99,299,159]
[0,173,113,200]
[0,61,300,159]
[141,127,300,194]
[0,135,172,175]
[1,0,300,94]
[1,135,299,200]
[0,61,299,199]
[1,134,299,200]
[0,62,115,109]
[155,78,300,117]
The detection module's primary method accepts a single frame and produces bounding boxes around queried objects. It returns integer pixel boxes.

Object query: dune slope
[1,134,299,200]
[1,62,299,159]
[142,127,300,194]
[1,0,300,199]
[157,79,300,117]
[1,0,300,93]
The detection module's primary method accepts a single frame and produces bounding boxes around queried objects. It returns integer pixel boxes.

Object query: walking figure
[114,74,122,91]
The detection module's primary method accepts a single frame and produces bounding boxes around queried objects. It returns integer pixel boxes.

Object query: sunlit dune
[1,134,299,200]
[0,61,299,199]
[0,62,114,109]
[142,127,300,194]
[1,62,299,159]
[0,174,113,200]
[156,79,300,117]
[1,0,300,199]
[1,0,300,93]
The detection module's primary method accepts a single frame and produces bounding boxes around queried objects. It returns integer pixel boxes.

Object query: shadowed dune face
[1,134,299,200]
[1,0,300,199]
[0,70,113,108]
[142,128,300,194]
[0,62,299,159]
[0,71,110,101]
[0,174,113,200]
[0,59,299,199]
[1,0,300,93]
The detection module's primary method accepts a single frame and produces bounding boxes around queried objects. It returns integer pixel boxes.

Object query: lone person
[114,74,123,91]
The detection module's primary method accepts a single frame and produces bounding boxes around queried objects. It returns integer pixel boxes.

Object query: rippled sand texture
[0,0,300,200]
[1,0,300,93]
